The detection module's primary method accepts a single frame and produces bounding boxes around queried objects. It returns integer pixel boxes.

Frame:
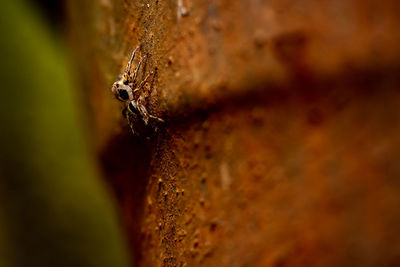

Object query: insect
[111,45,163,135]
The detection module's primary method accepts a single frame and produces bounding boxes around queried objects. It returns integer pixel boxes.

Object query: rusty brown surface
[68,0,400,266]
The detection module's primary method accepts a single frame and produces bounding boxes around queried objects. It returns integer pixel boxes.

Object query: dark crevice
[99,129,156,266]
[158,64,400,132]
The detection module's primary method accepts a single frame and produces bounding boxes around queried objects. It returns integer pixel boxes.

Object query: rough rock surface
[68,0,400,266]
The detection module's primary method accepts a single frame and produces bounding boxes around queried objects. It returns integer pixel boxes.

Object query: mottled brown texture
[68,0,400,266]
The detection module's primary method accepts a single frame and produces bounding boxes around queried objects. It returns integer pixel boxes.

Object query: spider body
[111,45,163,135]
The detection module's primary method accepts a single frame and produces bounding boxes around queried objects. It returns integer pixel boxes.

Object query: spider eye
[118,89,130,100]
[123,80,129,85]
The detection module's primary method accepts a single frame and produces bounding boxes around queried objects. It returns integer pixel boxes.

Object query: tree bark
[68,0,400,266]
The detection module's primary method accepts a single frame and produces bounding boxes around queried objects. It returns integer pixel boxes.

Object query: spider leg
[148,114,165,122]
[136,95,164,123]
[125,44,140,74]
[131,55,147,84]
[137,71,164,122]
[137,72,152,91]
[123,106,136,135]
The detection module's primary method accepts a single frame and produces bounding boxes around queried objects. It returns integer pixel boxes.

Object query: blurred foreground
[0,1,129,266]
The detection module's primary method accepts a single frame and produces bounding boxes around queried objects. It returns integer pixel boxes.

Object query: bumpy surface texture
[68,0,400,266]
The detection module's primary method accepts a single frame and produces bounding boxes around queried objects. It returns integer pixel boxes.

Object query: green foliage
[0,1,129,266]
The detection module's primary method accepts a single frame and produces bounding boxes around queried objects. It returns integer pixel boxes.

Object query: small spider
[111,45,163,135]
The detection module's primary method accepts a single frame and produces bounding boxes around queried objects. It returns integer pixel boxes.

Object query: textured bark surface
[68,0,400,266]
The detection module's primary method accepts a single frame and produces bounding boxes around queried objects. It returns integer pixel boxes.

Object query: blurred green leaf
[0,1,129,266]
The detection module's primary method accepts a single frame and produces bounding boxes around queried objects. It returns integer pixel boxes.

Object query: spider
[111,45,163,135]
